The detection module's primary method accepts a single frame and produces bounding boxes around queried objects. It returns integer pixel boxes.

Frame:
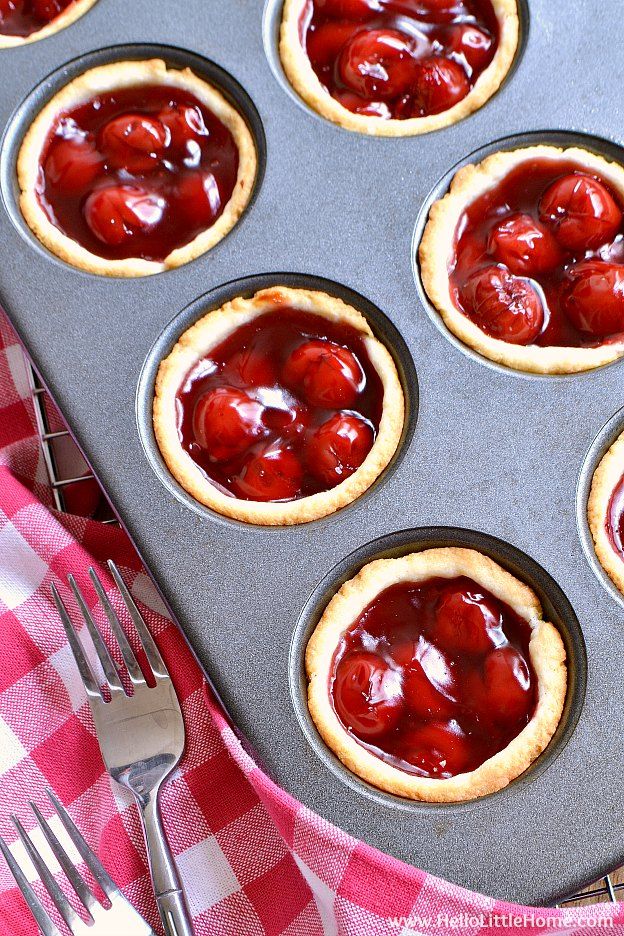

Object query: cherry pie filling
[176,308,384,502]
[299,0,499,120]
[450,158,624,347]
[0,0,75,37]
[330,575,538,778]
[607,473,624,562]
[35,84,239,262]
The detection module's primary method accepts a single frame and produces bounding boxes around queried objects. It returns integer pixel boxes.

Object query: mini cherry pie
[588,428,624,597]
[152,287,405,525]
[306,547,566,801]
[0,0,95,46]
[420,145,624,373]
[17,60,257,276]
[280,0,518,136]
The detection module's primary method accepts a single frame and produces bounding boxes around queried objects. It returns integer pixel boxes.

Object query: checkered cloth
[0,310,622,936]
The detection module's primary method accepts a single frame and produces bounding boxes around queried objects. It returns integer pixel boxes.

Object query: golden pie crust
[279,0,519,136]
[419,145,624,374]
[306,547,567,802]
[17,59,257,277]
[0,0,97,48]
[588,429,624,596]
[153,286,405,526]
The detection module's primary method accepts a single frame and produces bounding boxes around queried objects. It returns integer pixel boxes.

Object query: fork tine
[0,834,62,936]
[89,566,145,685]
[11,814,82,934]
[51,583,101,701]
[108,561,168,679]
[30,801,96,918]
[68,574,125,694]
[45,789,119,902]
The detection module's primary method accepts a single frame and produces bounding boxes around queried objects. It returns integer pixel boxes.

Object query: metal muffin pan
[0,0,623,905]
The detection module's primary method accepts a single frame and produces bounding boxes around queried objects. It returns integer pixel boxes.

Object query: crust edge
[588,429,624,596]
[17,59,257,277]
[152,286,406,526]
[305,547,567,802]
[279,0,519,137]
[419,145,624,375]
[0,0,97,48]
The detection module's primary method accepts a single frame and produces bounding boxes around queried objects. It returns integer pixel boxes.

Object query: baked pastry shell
[17,58,258,277]
[588,429,624,597]
[152,285,406,526]
[279,0,519,136]
[0,0,97,48]
[419,144,624,374]
[305,546,567,802]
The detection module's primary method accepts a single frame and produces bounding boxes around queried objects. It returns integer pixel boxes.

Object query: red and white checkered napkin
[0,310,622,936]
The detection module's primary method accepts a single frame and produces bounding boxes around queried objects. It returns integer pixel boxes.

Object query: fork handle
[139,792,194,936]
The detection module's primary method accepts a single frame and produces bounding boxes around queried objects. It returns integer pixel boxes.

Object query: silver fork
[0,788,155,935]
[51,561,194,936]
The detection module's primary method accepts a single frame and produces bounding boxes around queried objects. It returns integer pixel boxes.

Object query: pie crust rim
[17,58,258,277]
[279,0,519,137]
[152,286,406,526]
[419,144,624,375]
[588,429,624,597]
[0,0,97,48]
[305,546,567,803]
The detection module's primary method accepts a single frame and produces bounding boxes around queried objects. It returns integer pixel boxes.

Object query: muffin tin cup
[412,128,624,380]
[577,406,624,610]
[0,42,267,274]
[136,271,419,529]
[0,0,622,905]
[290,526,587,815]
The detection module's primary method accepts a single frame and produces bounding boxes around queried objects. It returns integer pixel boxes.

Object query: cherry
[338,29,417,100]
[539,173,622,252]
[84,185,164,246]
[44,134,103,195]
[228,348,277,387]
[447,23,493,74]
[192,387,265,462]
[401,653,456,720]
[487,212,564,277]
[306,412,373,486]
[32,0,67,21]
[479,647,532,725]
[0,0,22,23]
[434,586,502,656]
[397,721,470,777]
[282,339,364,408]
[333,650,404,739]
[333,91,392,119]
[459,265,544,345]
[410,56,469,116]
[158,103,206,153]
[307,22,359,69]
[313,0,379,20]
[561,260,624,337]
[175,171,221,227]
[234,446,303,501]
[100,113,169,174]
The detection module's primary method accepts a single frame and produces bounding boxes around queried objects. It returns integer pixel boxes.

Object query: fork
[0,788,155,935]
[51,561,194,936]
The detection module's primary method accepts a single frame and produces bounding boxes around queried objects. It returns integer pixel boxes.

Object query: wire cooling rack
[23,352,622,909]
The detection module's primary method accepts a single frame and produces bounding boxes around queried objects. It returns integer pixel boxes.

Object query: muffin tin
[0,0,623,906]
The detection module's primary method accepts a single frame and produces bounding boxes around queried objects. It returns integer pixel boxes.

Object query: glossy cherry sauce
[330,575,537,778]
[300,0,499,120]
[177,308,384,502]
[451,158,624,347]
[607,473,624,562]
[37,85,239,261]
[0,0,73,37]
